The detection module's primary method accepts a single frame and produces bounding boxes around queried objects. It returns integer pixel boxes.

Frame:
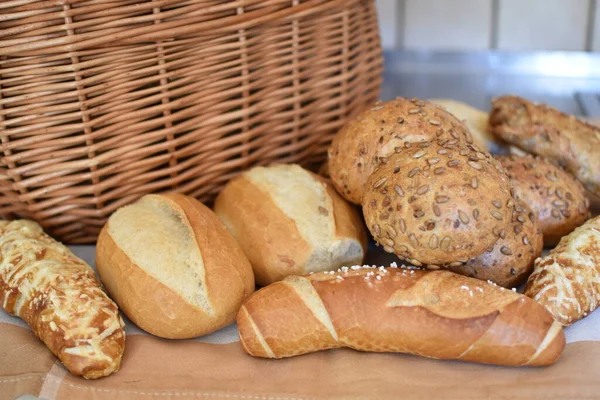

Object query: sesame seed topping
[468,161,482,170]
[413,149,427,159]
[394,185,405,197]
[318,206,329,216]
[408,108,421,114]
[492,200,502,209]
[552,200,565,207]
[438,149,448,155]
[417,185,430,195]
[435,195,449,204]
[434,167,446,175]
[399,218,407,233]
[373,177,387,189]
[522,236,529,245]
[429,119,441,126]
[500,246,513,255]
[490,210,504,220]
[428,158,440,165]
[458,210,470,224]
[433,204,441,217]
[408,167,421,177]
[447,159,460,167]
[471,177,478,189]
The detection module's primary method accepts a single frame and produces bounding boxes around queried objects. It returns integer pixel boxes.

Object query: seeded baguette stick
[328,97,475,205]
[362,138,514,268]
[0,220,125,379]
[238,265,565,366]
[489,95,600,197]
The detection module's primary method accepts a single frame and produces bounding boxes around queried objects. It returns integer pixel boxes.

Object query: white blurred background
[376,0,599,52]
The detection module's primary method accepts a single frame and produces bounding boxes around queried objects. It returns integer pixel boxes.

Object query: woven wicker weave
[0,0,382,243]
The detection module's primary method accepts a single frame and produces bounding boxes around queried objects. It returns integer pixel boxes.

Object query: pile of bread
[1,96,599,380]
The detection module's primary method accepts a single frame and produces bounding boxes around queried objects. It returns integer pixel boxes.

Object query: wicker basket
[0,0,382,243]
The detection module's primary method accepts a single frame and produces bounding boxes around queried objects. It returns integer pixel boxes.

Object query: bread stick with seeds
[0,220,125,379]
[238,266,565,367]
[489,95,600,196]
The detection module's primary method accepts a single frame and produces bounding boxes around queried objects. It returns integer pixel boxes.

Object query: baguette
[238,266,564,366]
[0,220,125,379]
[525,216,600,326]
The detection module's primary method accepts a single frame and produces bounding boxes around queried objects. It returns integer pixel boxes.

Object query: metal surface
[382,50,600,115]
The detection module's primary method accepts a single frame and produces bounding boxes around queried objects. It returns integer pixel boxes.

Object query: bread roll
[96,193,255,339]
[447,200,543,287]
[214,164,367,286]
[525,216,600,326]
[0,220,125,379]
[498,154,590,246]
[429,99,495,151]
[238,266,565,366]
[328,97,475,204]
[489,95,600,196]
[362,139,513,267]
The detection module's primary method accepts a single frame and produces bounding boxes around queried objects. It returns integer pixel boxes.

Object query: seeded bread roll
[489,95,600,196]
[447,200,543,287]
[214,164,368,286]
[498,155,590,247]
[429,99,496,151]
[96,193,255,339]
[327,97,475,204]
[362,140,513,267]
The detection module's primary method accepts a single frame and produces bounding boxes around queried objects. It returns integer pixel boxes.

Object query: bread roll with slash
[0,220,125,379]
[238,266,565,366]
[525,216,600,326]
[96,193,255,339]
[215,164,367,286]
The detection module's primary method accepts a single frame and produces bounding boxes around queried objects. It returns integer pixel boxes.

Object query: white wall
[376,0,597,51]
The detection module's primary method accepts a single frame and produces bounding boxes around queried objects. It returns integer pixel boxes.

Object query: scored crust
[498,154,590,246]
[361,139,513,267]
[214,164,367,286]
[96,194,254,339]
[327,97,475,204]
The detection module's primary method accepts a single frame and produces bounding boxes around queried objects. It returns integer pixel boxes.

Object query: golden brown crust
[489,95,600,196]
[497,154,590,246]
[447,200,543,287]
[525,216,600,326]
[328,98,475,204]
[361,139,513,266]
[214,165,367,286]
[214,175,311,285]
[96,194,254,339]
[237,267,565,366]
[0,220,125,379]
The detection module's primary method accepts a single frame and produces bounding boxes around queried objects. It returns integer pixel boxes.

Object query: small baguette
[0,220,125,379]
[525,216,600,326]
[238,266,565,366]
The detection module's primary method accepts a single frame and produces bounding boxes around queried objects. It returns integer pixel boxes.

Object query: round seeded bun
[498,155,590,246]
[327,97,476,204]
[362,139,513,267]
[446,200,543,287]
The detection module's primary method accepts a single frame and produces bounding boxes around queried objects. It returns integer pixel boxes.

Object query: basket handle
[0,0,356,56]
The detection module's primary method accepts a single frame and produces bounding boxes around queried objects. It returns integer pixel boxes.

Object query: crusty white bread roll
[238,266,565,366]
[214,164,367,286]
[362,139,513,267]
[429,99,497,151]
[525,216,600,326]
[96,193,255,339]
[0,220,125,379]
[327,97,475,204]
[498,154,590,247]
